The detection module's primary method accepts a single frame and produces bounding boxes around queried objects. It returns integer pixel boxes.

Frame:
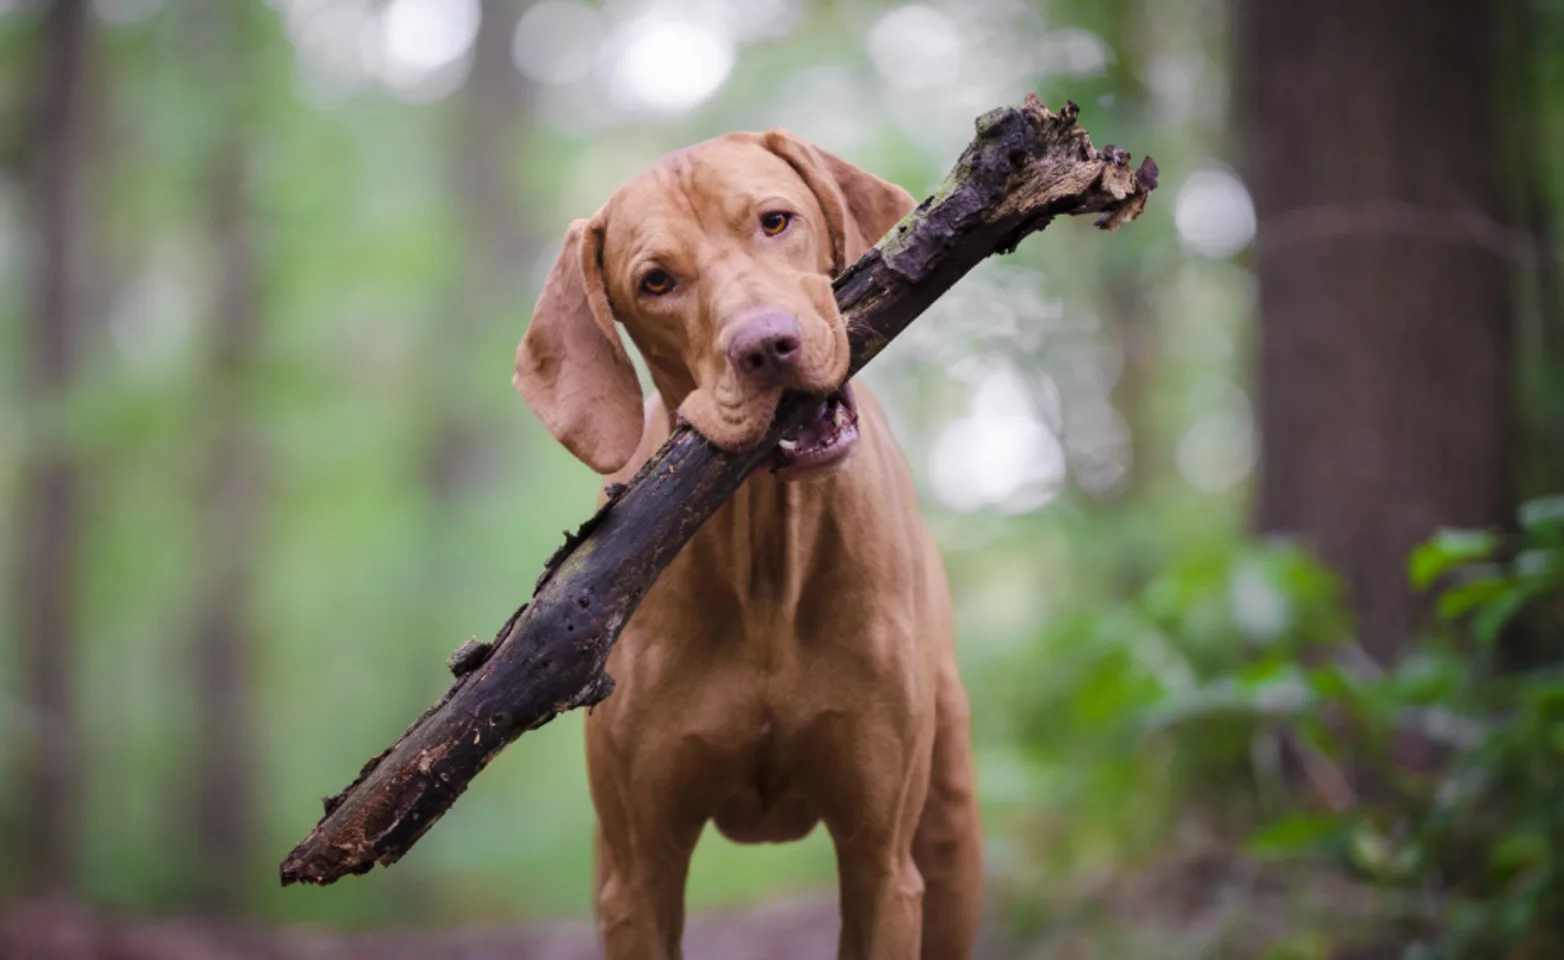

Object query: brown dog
[514,130,982,960]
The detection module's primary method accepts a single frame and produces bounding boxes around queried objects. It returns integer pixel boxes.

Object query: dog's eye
[640,269,674,296]
[760,211,792,236]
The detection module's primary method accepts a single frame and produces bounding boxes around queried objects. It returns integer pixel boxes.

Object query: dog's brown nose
[727,312,803,385]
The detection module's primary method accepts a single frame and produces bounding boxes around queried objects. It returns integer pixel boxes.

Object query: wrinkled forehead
[601,137,816,255]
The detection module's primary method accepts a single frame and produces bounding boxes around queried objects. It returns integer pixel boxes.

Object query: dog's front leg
[588,730,703,960]
[818,710,935,960]
[594,820,699,960]
[833,837,927,959]
[912,663,984,959]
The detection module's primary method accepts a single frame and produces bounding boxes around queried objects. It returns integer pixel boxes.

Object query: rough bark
[12,0,91,896]
[280,95,1157,887]
[1235,0,1516,662]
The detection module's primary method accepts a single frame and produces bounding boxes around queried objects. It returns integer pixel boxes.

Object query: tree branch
[280,94,1158,887]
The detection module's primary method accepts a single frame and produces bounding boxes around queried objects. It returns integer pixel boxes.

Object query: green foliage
[988,497,1564,958]
[977,535,1355,941]
[1409,531,1500,591]
[1229,497,1564,959]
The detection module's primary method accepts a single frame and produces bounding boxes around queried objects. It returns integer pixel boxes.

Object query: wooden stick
[280,94,1158,887]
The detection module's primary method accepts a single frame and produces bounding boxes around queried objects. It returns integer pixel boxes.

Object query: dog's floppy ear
[514,217,643,475]
[762,128,917,274]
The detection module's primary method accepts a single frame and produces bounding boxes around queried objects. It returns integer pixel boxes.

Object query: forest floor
[0,895,846,960]
[0,843,1394,958]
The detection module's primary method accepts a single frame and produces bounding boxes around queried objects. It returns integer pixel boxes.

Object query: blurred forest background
[2,0,1562,957]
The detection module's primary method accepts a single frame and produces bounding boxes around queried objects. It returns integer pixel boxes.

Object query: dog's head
[514,130,914,476]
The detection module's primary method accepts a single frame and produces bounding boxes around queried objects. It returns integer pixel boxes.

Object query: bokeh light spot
[930,365,1066,514]
[1037,27,1108,77]
[1176,383,1256,492]
[93,0,162,25]
[512,1,604,86]
[608,16,734,112]
[370,0,479,101]
[867,4,962,93]
[1175,167,1257,259]
[725,0,801,42]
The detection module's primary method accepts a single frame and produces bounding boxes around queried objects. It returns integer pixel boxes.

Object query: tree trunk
[183,5,266,912]
[1103,273,1157,497]
[11,0,92,897]
[1235,0,1516,662]
[424,0,530,504]
[386,0,533,917]
[189,136,263,914]
[1079,0,1160,503]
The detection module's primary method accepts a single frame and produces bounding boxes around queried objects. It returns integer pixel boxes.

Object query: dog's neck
[699,459,860,616]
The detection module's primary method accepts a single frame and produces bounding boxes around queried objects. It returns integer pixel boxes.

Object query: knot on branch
[566,669,616,712]
[446,638,494,678]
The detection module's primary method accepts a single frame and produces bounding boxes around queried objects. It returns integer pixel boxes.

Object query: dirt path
[0,896,851,960]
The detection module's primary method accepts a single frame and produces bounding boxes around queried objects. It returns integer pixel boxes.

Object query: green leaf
[1305,663,1356,701]
[1514,548,1562,582]
[1409,530,1498,590]
[1472,591,1528,644]
[1521,674,1564,713]
[1519,494,1564,533]
[1489,831,1546,880]
[1435,575,1511,620]
[1247,814,1344,857]
[1261,931,1332,960]
[1348,822,1421,881]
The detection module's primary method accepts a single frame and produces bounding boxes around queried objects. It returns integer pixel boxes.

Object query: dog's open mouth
[763,382,859,479]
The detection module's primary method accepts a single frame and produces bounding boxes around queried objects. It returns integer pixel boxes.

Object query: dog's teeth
[778,438,798,452]
[833,405,847,428]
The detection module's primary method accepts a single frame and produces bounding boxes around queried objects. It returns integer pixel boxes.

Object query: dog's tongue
[766,385,858,474]
[789,401,833,447]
